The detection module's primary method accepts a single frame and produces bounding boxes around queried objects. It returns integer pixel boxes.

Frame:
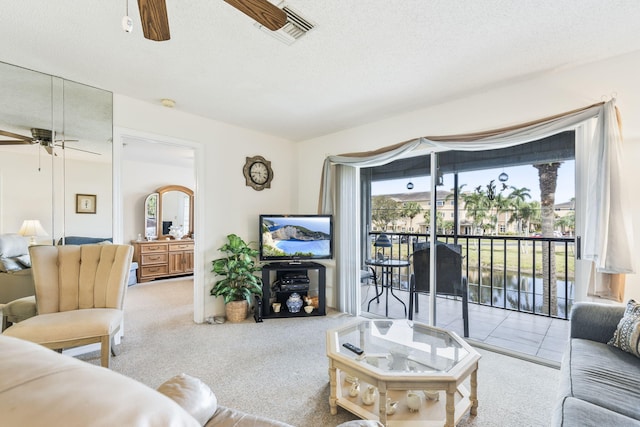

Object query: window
[363,131,575,246]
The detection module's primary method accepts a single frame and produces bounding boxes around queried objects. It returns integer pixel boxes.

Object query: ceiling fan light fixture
[122,0,133,33]
[161,98,176,108]
[31,128,53,142]
[122,16,134,33]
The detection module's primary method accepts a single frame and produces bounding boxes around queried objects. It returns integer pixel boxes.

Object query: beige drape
[319,100,631,302]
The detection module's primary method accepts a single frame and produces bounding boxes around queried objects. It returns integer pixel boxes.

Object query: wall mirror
[148,185,194,240]
[144,193,159,240]
[0,61,113,242]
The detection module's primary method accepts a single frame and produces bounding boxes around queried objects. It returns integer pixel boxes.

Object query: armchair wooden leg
[110,336,121,357]
[100,335,111,368]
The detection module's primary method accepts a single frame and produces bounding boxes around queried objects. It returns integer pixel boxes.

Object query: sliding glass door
[359,132,577,341]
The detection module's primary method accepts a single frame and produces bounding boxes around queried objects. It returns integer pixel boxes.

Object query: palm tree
[556,212,575,236]
[422,209,445,234]
[534,162,561,316]
[460,190,488,234]
[507,186,532,235]
[444,184,466,204]
[442,220,455,234]
[493,193,512,234]
[522,201,541,234]
[401,201,423,232]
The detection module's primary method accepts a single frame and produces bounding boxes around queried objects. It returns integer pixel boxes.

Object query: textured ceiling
[1,1,640,142]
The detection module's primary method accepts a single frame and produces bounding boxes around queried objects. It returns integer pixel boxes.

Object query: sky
[372,160,575,204]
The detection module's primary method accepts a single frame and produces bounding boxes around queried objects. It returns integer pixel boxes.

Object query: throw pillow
[0,257,23,272]
[608,299,640,357]
[157,373,217,426]
[15,254,31,268]
[336,422,384,427]
[0,233,28,258]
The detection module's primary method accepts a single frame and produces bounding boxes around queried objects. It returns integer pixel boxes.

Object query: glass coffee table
[326,319,480,427]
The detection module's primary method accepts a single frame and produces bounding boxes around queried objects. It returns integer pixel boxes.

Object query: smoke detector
[254,3,315,45]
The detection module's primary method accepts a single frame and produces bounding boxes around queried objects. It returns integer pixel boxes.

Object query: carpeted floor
[79,278,560,426]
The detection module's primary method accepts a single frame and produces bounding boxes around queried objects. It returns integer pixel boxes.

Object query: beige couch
[0,335,294,427]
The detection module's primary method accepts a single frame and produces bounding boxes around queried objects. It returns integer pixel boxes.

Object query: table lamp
[374,233,392,259]
[18,219,48,245]
[374,234,392,248]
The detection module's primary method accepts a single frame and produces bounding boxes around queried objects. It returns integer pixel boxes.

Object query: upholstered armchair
[3,244,133,368]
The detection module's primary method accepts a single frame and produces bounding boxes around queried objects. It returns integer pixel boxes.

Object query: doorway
[114,127,205,323]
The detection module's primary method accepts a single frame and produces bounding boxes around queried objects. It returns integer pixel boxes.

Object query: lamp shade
[374,233,392,248]
[18,220,48,245]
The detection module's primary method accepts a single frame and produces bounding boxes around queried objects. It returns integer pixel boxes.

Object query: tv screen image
[260,215,333,261]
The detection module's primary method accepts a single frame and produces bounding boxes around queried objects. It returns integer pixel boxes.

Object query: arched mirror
[155,185,194,240]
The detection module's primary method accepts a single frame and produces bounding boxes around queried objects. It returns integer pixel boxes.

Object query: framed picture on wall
[76,194,96,214]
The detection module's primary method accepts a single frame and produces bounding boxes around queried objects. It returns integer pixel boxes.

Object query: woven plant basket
[225,300,248,323]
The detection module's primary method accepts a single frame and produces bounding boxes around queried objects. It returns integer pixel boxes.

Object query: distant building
[372,191,573,236]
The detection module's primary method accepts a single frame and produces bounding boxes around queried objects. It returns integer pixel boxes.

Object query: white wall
[0,150,111,243]
[296,50,640,307]
[0,151,53,238]
[63,159,112,239]
[110,51,640,316]
[113,95,296,319]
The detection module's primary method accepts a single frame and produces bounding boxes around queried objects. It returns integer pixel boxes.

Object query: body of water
[276,240,330,257]
[467,269,574,317]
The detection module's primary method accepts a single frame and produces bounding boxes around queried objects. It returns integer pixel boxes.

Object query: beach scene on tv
[261,216,331,258]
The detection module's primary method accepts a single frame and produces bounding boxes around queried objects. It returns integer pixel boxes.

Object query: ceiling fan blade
[224,0,287,31]
[43,145,55,156]
[0,129,32,142]
[0,140,35,145]
[64,145,102,156]
[57,140,101,156]
[137,0,171,41]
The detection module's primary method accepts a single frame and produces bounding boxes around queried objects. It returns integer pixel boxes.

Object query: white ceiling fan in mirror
[0,127,101,157]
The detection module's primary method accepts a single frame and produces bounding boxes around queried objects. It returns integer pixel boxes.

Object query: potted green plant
[210,233,263,322]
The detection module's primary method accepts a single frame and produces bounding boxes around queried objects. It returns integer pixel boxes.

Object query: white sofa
[0,234,34,304]
[0,335,294,427]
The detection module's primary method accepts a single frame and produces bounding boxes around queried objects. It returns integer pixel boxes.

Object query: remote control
[342,343,364,355]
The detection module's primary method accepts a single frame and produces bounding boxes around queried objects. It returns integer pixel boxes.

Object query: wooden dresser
[132,240,194,283]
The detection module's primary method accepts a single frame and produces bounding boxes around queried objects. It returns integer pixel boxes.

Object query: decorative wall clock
[243,155,273,191]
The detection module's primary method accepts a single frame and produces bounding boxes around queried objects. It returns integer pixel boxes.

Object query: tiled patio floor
[360,284,569,366]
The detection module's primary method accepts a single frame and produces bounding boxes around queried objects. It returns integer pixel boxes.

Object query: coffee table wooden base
[326,320,480,427]
[329,366,478,427]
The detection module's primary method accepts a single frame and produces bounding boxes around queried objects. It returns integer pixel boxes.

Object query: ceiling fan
[0,128,100,156]
[136,0,287,41]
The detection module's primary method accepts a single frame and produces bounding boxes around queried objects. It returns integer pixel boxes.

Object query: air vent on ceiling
[254,3,315,45]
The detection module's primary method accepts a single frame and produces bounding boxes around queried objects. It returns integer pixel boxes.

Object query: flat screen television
[260,214,333,262]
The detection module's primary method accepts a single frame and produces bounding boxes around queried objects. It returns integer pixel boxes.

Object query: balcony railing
[367,232,574,319]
